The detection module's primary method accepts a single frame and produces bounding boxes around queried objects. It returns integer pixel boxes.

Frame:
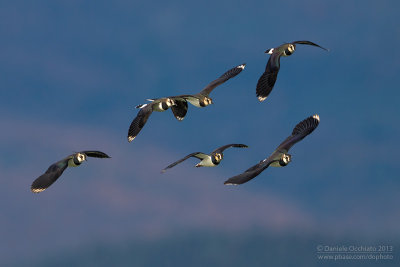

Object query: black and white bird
[256,41,328,101]
[31,151,111,193]
[169,63,246,121]
[161,144,248,173]
[127,97,175,142]
[224,115,320,185]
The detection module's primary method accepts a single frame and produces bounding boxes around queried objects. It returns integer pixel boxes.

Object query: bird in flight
[169,63,246,121]
[161,143,248,173]
[224,114,320,185]
[31,151,111,193]
[127,97,176,142]
[256,41,328,102]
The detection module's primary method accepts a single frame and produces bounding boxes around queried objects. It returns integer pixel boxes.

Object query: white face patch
[288,45,295,52]
[267,48,274,54]
[283,154,291,164]
[204,98,212,106]
[77,153,86,163]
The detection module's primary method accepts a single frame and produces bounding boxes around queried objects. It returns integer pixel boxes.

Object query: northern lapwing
[161,144,248,173]
[256,41,328,101]
[169,63,246,121]
[127,97,175,142]
[224,115,320,185]
[31,151,111,193]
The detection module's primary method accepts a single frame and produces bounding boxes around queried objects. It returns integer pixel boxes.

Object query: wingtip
[160,169,166,174]
[224,182,238,186]
[313,114,320,121]
[127,136,135,142]
[258,96,267,102]
[31,187,45,193]
[237,63,246,69]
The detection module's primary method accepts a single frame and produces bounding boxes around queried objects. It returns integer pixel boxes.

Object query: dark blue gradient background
[1,0,399,266]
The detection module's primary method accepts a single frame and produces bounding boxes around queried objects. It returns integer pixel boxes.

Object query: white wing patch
[136,103,148,109]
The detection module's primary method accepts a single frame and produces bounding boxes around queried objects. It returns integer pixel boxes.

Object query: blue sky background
[1,0,399,266]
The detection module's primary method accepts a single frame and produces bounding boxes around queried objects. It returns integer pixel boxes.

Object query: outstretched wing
[161,152,208,173]
[127,104,153,142]
[82,151,111,158]
[292,40,329,51]
[171,99,188,121]
[199,63,246,96]
[256,53,281,101]
[276,114,320,153]
[212,144,248,154]
[224,157,277,185]
[31,157,70,193]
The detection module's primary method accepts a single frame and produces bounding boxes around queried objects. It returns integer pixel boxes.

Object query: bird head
[284,44,295,56]
[75,153,87,163]
[214,153,223,162]
[211,153,223,165]
[279,154,291,166]
[205,97,213,105]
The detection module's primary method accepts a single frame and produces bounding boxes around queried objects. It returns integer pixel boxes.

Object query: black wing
[82,151,111,158]
[224,157,277,185]
[292,40,329,51]
[127,104,153,142]
[31,157,70,193]
[171,99,188,121]
[161,152,208,173]
[199,63,246,96]
[212,144,248,154]
[276,114,320,153]
[256,53,281,101]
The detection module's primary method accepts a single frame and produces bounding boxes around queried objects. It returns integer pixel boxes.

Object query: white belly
[197,156,215,167]
[186,98,202,108]
[270,161,283,167]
